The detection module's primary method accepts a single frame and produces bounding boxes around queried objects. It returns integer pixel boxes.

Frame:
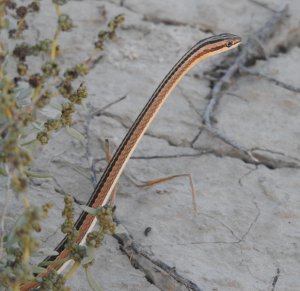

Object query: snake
[21,33,241,290]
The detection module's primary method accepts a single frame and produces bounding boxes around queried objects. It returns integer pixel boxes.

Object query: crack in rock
[240,66,300,93]
[239,201,261,242]
[271,267,280,291]
[99,108,300,170]
[194,129,300,170]
[114,228,204,291]
[248,0,278,13]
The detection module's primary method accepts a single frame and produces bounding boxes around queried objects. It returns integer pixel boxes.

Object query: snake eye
[226,40,233,48]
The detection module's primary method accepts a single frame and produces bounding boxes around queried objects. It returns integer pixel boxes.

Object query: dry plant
[0,1,123,290]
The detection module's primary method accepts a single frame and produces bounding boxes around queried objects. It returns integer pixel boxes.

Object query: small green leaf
[31,265,47,273]
[79,205,98,216]
[40,103,61,116]
[32,248,59,257]
[49,102,62,111]
[6,214,27,247]
[22,139,39,154]
[0,167,7,176]
[14,87,33,102]
[32,122,44,131]
[65,126,85,142]
[82,246,95,265]
[25,170,52,179]
[85,265,104,291]
[39,257,69,267]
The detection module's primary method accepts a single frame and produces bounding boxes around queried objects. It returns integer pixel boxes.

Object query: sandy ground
[1,0,300,290]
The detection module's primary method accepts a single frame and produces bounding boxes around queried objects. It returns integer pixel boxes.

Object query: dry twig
[137,174,198,211]
[201,6,289,164]
[114,229,204,291]
[203,5,289,127]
